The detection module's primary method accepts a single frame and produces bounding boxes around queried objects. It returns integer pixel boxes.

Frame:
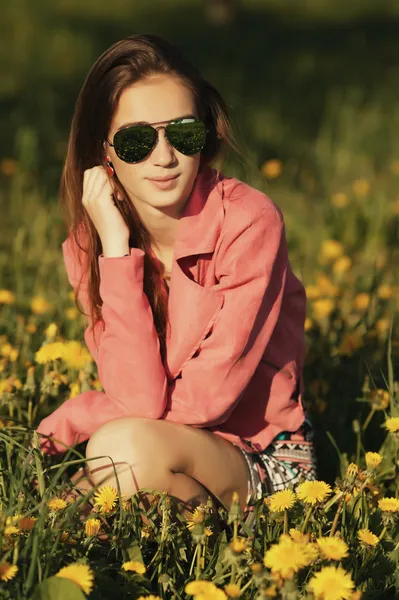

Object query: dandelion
[320,240,345,262]
[45,323,58,339]
[122,561,146,574]
[186,581,219,595]
[332,255,352,275]
[264,536,313,580]
[31,296,53,315]
[384,417,399,434]
[376,318,390,335]
[312,299,335,320]
[0,290,15,304]
[93,486,118,513]
[330,192,348,208]
[352,179,370,197]
[378,497,399,513]
[0,158,17,176]
[48,498,67,511]
[368,389,390,411]
[305,285,320,300]
[262,159,282,179]
[365,452,383,470]
[316,537,349,561]
[0,562,18,581]
[289,528,310,543]
[353,293,370,311]
[268,489,296,512]
[307,565,355,600]
[84,518,101,537]
[224,583,241,597]
[377,285,393,300]
[62,341,92,369]
[304,317,313,331]
[338,331,363,356]
[56,562,94,595]
[186,506,205,530]
[229,537,248,554]
[35,342,65,364]
[296,480,332,505]
[345,463,358,478]
[358,528,379,547]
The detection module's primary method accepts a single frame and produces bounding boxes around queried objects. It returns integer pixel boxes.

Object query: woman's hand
[82,166,130,251]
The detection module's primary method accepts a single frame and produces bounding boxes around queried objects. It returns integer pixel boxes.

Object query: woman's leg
[72,417,250,522]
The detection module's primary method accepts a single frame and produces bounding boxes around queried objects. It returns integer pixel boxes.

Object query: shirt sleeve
[61,232,168,420]
[161,204,288,428]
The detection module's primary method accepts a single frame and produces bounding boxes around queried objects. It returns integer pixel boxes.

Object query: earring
[105,156,115,177]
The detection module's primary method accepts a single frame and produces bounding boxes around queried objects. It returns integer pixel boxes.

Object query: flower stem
[329,498,344,536]
[301,506,313,533]
[283,510,288,535]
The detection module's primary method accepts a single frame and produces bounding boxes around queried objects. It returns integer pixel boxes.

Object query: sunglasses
[107,117,208,163]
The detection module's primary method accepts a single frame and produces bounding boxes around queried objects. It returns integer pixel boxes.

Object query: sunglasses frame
[106,117,209,163]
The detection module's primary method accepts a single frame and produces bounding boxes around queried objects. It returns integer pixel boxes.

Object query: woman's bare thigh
[85,417,251,513]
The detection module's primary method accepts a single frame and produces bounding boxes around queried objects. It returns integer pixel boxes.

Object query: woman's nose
[151,127,175,165]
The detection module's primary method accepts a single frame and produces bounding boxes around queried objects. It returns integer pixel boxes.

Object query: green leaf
[30,576,86,600]
[126,540,144,563]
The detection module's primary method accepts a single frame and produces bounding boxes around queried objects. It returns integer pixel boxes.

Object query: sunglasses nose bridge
[152,124,174,153]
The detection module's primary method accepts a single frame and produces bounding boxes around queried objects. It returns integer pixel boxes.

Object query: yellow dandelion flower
[45,323,58,339]
[0,562,18,581]
[62,341,92,369]
[289,528,309,543]
[384,417,399,433]
[376,318,390,335]
[304,317,313,331]
[122,561,146,574]
[353,293,370,311]
[332,255,352,275]
[93,486,118,513]
[305,285,320,300]
[204,526,214,537]
[0,290,15,304]
[378,497,399,513]
[316,537,349,561]
[136,597,162,600]
[84,518,101,537]
[186,581,218,595]
[320,240,345,262]
[269,489,296,512]
[186,506,205,530]
[48,497,68,511]
[296,480,332,505]
[263,584,278,597]
[4,524,20,536]
[312,299,335,320]
[308,565,354,600]
[224,583,241,598]
[26,323,37,334]
[331,192,348,208]
[230,537,248,554]
[377,285,393,300]
[55,562,94,595]
[262,159,282,179]
[338,331,363,356]
[358,528,379,547]
[352,179,370,197]
[35,342,65,364]
[345,463,358,478]
[31,296,53,315]
[365,452,383,470]
[264,537,313,580]
[368,389,390,410]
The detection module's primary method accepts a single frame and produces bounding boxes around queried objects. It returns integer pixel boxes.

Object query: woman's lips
[147,174,180,190]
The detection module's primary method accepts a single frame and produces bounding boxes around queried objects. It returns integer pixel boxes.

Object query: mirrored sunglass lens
[113,125,156,162]
[166,120,207,155]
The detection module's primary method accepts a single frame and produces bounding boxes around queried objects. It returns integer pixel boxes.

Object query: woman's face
[105,74,202,218]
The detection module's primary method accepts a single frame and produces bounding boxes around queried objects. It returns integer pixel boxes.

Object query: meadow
[0,1,399,598]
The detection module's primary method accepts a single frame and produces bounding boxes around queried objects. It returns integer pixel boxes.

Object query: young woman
[36,33,317,532]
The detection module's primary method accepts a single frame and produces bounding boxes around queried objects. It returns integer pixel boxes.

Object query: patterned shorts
[233,416,317,533]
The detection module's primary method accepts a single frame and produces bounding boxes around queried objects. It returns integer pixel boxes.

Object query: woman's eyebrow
[115,114,197,132]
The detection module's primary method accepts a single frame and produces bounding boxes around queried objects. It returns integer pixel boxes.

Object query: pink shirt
[36,163,306,455]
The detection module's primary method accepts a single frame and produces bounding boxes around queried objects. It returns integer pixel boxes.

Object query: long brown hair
[61,33,243,364]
